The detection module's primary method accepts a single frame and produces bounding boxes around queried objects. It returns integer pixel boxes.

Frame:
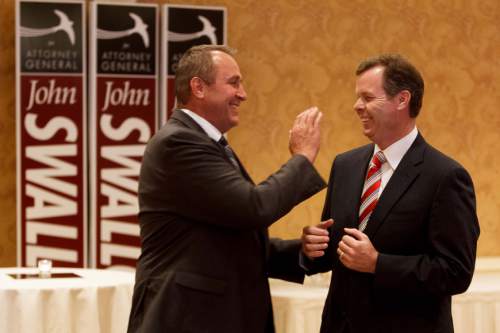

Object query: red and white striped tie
[358,151,386,232]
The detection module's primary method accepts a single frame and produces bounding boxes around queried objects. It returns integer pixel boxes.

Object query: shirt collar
[179,108,223,142]
[374,126,418,170]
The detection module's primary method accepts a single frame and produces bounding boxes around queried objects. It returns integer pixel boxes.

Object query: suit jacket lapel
[170,109,206,133]
[170,109,254,183]
[229,150,254,183]
[363,134,426,238]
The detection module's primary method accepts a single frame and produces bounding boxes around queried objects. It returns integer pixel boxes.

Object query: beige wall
[0,0,17,266]
[1,0,499,266]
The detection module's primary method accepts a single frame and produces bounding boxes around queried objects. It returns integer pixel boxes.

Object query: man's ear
[397,90,411,110]
[190,77,205,99]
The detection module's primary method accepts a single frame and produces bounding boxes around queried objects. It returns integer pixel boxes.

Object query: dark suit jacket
[305,134,479,333]
[127,109,326,333]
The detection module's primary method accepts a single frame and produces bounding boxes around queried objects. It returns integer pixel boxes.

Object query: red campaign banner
[161,4,227,125]
[16,1,87,268]
[90,3,158,270]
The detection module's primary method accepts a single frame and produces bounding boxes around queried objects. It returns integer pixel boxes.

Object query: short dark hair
[175,45,236,106]
[356,54,424,117]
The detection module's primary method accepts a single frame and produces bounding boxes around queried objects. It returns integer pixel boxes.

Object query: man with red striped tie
[301,54,479,333]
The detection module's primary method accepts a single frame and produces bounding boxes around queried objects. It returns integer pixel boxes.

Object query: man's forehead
[356,66,385,90]
[211,50,235,64]
[358,66,384,81]
[212,52,242,77]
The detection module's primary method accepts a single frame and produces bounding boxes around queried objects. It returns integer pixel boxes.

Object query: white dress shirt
[180,108,224,142]
[374,126,418,195]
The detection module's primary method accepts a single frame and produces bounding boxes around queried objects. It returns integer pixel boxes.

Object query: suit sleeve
[267,238,305,283]
[140,130,326,230]
[300,158,337,274]
[374,166,480,296]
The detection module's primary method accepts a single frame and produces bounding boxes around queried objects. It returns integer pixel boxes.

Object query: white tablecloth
[271,279,326,333]
[0,268,135,333]
[453,271,500,333]
[271,258,500,333]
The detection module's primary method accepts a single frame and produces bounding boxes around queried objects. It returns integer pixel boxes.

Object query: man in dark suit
[301,54,480,333]
[127,45,326,333]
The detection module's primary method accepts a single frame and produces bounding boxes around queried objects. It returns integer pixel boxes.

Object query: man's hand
[337,228,378,273]
[289,106,323,164]
[301,219,334,259]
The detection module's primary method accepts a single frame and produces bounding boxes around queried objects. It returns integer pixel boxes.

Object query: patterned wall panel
[0,0,17,266]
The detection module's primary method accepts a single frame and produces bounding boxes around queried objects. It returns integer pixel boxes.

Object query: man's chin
[362,129,374,140]
[222,120,239,133]
[230,117,240,127]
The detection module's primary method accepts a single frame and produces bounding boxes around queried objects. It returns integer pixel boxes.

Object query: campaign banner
[16,0,87,267]
[89,3,158,270]
[161,4,226,124]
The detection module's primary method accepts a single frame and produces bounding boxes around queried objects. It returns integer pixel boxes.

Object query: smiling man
[127,45,326,333]
[301,54,480,333]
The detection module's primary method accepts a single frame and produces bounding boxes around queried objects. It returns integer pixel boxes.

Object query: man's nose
[238,85,247,101]
[353,98,364,112]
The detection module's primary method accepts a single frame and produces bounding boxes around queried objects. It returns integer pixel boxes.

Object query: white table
[271,258,500,333]
[0,268,135,333]
[271,279,327,333]
[453,271,500,333]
